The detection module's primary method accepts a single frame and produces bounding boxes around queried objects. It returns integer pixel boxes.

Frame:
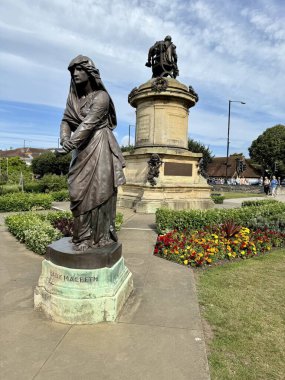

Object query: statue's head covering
[66,55,117,128]
[164,35,172,41]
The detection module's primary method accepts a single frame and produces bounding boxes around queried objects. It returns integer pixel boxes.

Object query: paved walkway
[0,206,210,380]
[1,194,285,379]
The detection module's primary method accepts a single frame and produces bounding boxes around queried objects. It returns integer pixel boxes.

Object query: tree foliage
[248,124,285,176]
[0,156,32,184]
[120,145,135,153]
[31,152,71,176]
[188,138,214,170]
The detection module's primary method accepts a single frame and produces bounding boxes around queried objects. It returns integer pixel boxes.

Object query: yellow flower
[184,260,189,265]
[240,250,245,255]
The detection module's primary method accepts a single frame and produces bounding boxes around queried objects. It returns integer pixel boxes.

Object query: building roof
[0,147,53,158]
[207,156,261,178]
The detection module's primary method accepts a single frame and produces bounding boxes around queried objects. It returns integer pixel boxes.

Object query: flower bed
[154,221,285,268]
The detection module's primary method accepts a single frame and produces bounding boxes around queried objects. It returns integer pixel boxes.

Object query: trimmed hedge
[50,189,70,201]
[24,182,43,193]
[0,184,21,195]
[211,194,225,204]
[241,199,278,207]
[0,193,53,212]
[5,210,124,255]
[38,174,67,192]
[156,202,285,234]
[5,212,66,254]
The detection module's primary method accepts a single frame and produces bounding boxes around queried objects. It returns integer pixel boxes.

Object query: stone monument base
[118,147,214,213]
[34,240,133,324]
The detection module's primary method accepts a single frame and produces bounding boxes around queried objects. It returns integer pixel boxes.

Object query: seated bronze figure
[145,35,179,78]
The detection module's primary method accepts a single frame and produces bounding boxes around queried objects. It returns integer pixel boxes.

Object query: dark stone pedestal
[46,238,122,269]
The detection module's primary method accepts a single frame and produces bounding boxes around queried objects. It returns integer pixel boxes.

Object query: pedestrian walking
[263,177,270,195]
[270,176,278,197]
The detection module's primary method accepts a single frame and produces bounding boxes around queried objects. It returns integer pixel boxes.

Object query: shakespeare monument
[34,56,133,324]
[118,36,213,213]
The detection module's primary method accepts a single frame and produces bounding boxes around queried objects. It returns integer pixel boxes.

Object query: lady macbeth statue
[59,55,126,252]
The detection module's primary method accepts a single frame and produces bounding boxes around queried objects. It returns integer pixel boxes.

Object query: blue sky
[0,0,284,157]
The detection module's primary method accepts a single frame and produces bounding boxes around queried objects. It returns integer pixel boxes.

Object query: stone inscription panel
[164,162,193,176]
[49,270,98,284]
[136,114,150,144]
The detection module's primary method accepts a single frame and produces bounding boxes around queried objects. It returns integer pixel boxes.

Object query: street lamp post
[128,125,136,146]
[225,100,246,183]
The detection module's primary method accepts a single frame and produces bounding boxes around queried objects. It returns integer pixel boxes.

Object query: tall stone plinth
[34,239,133,324]
[129,77,194,149]
[118,78,213,213]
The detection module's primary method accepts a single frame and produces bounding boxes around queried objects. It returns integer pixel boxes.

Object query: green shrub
[241,199,277,207]
[38,174,67,192]
[5,213,43,241]
[24,223,62,254]
[115,212,124,230]
[44,210,73,223]
[24,181,43,193]
[211,194,225,204]
[0,184,21,195]
[5,212,62,254]
[5,210,123,255]
[0,193,53,212]
[156,202,285,234]
[50,189,70,201]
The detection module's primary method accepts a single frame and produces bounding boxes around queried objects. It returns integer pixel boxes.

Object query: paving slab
[0,208,211,380]
[34,324,208,380]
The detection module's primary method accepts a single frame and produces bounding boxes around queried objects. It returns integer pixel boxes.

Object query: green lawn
[222,192,264,199]
[197,249,285,380]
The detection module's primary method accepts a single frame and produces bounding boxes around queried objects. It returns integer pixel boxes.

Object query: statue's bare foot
[97,238,115,248]
[74,242,90,252]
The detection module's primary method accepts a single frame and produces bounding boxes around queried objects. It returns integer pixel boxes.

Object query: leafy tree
[120,145,135,153]
[0,156,32,184]
[188,138,214,170]
[31,152,71,176]
[248,124,285,176]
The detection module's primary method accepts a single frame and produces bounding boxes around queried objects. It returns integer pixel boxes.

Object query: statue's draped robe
[60,89,126,246]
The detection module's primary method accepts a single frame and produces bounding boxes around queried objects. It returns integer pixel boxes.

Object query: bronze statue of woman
[59,55,126,252]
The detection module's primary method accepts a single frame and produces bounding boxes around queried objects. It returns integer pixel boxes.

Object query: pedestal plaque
[34,239,133,324]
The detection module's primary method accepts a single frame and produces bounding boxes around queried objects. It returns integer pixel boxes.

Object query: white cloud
[0,0,284,155]
[121,134,135,147]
